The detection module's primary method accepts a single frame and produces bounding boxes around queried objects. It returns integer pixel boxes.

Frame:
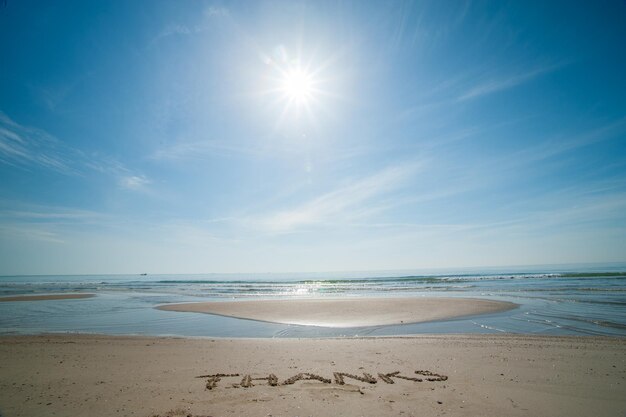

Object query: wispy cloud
[0,202,111,244]
[0,111,75,174]
[204,6,229,17]
[156,219,242,246]
[151,139,262,161]
[151,5,229,45]
[0,223,66,244]
[252,164,420,232]
[514,116,626,162]
[0,111,149,191]
[0,208,102,222]
[119,175,151,191]
[150,134,324,161]
[457,64,559,101]
[396,64,560,123]
[155,24,192,40]
[470,191,626,241]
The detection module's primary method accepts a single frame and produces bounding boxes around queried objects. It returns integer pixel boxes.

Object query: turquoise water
[1,264,625,338]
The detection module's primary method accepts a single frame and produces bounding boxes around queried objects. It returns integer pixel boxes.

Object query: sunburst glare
[259,44,335,128]
[281,68,313,103]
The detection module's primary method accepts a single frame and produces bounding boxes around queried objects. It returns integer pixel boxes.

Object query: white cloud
[457,64,559,101]
[514,116,626,163]
[119,175,151,190]
[0,110,150,191]
[204,6,229,17]
[253,164,419,232]
[0,224,65,244]
[151,5,229,45]
[0,111,75,174]
[0,203,110,244]
[1,208,101,221]
[151,139,261,160]
[158,24,192,38]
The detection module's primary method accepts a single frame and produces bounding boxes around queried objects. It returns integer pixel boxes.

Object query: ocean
[1,263,625,338]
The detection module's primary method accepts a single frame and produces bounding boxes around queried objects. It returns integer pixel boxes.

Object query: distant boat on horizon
[140,273,147,276]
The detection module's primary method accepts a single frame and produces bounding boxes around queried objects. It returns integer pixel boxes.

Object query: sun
[263,47,330,124]
[281,68,313,103]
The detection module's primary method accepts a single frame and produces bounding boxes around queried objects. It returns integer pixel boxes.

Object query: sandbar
[157,297,517,327]
[0,334,624,417]
[0,293,95,302]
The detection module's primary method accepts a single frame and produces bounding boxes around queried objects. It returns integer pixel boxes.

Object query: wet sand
[156,297,517,327]
[0,334,624,417]
[0,293,95,302]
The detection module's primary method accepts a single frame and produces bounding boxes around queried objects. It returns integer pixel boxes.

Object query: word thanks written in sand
[197,370,448,390]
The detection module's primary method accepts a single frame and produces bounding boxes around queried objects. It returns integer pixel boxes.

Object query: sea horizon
[3,260,626,279]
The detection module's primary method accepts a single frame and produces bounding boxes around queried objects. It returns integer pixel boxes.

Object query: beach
[0,334,624,417]
[1,272,625,416]
[157,297,517,327]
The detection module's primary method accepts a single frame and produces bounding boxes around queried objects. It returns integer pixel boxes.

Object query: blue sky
[1,1,625,275]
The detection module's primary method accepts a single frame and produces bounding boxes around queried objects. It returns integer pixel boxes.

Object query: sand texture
[0,293,95,302]
[0,334,624,417]
[156,297,517,327]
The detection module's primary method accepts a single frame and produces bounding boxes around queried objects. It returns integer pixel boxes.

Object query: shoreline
[156,297,517,327]
[0,333,624,417]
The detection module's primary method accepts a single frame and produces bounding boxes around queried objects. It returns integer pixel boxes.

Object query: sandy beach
[157,297,517,327]
[0,293,95,302]
[0,334,624,417]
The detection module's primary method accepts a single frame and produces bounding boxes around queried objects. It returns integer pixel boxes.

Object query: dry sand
[157,297,517,327]
[0,334,624,417]
[0,293,95,302]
